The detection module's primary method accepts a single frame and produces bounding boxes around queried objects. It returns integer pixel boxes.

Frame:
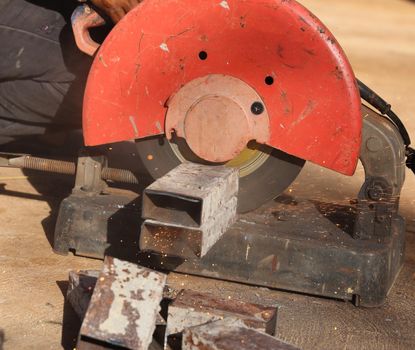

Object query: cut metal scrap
[79,257,167,350]
[141,163,238,258]
[183,318,300,350]
[165,289,278,347]
[67,270,167,326]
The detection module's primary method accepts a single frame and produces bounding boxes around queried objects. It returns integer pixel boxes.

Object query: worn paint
[155,121,162,133]
[82,0,361,176]
[129,116,139,137]
[220,1,230,10]
[159,43,169,52]
[98,54,108,68]
[79,257,166,350]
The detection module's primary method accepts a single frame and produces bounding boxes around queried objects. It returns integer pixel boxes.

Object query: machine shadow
[311,200,357,237]
[105,194,144,263]
[273,194,357,237]
[104,189,186,271]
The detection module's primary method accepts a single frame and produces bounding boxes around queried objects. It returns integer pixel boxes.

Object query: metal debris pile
[67,256,299,350]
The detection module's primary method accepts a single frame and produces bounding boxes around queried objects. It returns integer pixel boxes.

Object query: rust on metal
[141,163,238,258]
[79,257,167,350]
[165,289,278,347]
[183,319,299,350]
[68,270,167,327]
[6,154,140,184]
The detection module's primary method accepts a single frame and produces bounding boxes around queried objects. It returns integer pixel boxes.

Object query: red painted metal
[83,0,361,175]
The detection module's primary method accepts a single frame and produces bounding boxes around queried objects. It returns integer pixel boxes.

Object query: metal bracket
[73,153,108,195]
[354,105,406,241]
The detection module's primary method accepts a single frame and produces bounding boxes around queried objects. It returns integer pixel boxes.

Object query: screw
[367,185,385,201]
[251,102,264,115]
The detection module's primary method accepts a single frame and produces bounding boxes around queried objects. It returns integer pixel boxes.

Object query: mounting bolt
[251,102,264,115]
[367,184,384,201]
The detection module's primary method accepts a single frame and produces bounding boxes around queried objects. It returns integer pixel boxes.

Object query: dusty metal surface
[165,289,278,348]
[56,152,405,307]
[141,163,238,257]
[53,191,142,259]
[182,319,299,350]
[154,197,405,307]
[79,257,167,350]
[139,108,407,307]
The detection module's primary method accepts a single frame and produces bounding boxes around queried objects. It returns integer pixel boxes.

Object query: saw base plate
[54,191,405,307]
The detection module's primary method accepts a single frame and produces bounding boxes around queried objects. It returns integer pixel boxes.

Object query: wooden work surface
[0,0,414,349]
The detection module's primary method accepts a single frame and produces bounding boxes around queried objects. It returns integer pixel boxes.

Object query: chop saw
[52,0,415,307]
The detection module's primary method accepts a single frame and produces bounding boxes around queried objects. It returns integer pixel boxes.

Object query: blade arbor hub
[166,75,270,163]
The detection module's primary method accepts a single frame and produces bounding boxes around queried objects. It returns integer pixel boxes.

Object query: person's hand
[90,0,142,23]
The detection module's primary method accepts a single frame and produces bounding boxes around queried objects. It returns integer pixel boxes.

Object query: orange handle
[72,5,106,56]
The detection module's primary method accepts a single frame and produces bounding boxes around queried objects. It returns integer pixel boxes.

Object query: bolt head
[251,102,264,115]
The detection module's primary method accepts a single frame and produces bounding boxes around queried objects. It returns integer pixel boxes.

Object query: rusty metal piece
[141,163,238,257]
[101,167,140,185]
[79,257,167,350]
[4,154,140,185]
[8,155,76,175]
[165,75,270,163]
[68,270,167,327]
[165,289,278,348]
[67,270,100,319]
[182,318,299,350]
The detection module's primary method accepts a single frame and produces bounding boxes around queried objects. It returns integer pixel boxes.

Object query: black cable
[357,79,411,146]
[357,79,414,175]
[407,147,415,175]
